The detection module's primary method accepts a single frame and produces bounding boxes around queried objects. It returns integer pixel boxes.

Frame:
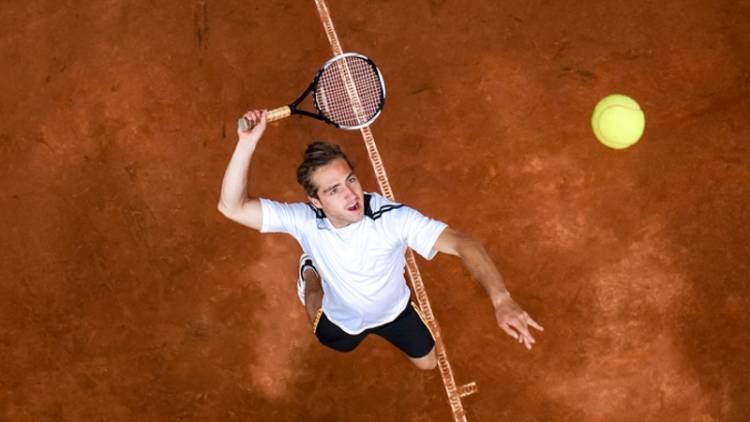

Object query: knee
[418,359,437,371]
[412,350,437,371]
[415,357,437,371]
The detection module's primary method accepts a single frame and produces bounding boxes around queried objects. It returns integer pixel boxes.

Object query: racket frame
[310,52,386,130]
[238,52,386,132]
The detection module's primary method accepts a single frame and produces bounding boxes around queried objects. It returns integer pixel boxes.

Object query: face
[308,158,364,228]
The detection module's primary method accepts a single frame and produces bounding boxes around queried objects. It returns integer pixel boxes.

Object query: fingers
[500,312,540,350]
[502,323,534,350]
[243,109,261,122]
[500,323,520,340]
[238,109,268,136]
[513,327,534,350]
[516,313,544,349]
[513,314,534,341]
[241,110,261,129]
[527,316,544,332]
[251,110,267,132]
[496,302,543,350]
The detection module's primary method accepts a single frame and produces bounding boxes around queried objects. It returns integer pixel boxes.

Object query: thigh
[372,302,435,358]
[314,311,367,353]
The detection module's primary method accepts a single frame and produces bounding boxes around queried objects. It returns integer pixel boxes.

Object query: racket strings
[315,56,383,128]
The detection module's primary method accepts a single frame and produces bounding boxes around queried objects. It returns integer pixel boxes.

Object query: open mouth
[347,201,360,212]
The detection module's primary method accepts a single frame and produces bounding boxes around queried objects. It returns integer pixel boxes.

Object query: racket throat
[291,80,333,124]
[295,109,328,122]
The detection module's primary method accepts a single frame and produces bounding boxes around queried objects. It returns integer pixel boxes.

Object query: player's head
[297,141,364,228]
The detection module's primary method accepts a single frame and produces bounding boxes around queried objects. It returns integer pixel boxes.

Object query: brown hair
[296,141,354,198]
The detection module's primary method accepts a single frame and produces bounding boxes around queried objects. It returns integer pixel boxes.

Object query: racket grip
[267,106,291,122]
[237,117,249,132]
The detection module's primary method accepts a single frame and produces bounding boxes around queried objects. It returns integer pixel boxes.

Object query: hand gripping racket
[239,52,385,131]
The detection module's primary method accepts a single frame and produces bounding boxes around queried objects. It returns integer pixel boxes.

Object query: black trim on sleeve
[365,193,405,221]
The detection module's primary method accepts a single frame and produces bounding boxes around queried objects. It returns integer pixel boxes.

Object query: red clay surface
[2,0,749,420]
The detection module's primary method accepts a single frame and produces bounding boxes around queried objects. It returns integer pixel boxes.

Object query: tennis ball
[591,94,645,149]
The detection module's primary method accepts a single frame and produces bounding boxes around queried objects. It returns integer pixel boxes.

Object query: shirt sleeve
[398,205,448,260]
[259,198,310,239]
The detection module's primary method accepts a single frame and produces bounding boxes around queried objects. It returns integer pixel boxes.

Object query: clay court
[2,0,749,420]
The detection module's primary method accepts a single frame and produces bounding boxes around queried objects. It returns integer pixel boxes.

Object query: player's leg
[314,312,368,352]
[298,253,323,324]
[298,254,368,352]
[372,302,437,371]
[408,345,437,371]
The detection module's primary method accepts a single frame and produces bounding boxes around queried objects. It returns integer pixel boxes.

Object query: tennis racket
[239,52,386,131]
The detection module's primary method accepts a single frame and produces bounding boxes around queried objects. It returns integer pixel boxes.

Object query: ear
[308,196,322,209]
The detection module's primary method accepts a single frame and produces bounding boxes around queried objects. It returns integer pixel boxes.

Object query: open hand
[495,296,544,350]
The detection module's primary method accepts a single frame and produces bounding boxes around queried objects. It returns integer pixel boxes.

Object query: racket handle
[237,107,291,132]
[267,106,291,122]
[237,117,249,132]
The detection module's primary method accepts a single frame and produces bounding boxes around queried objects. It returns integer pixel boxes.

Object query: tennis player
[218,110,543,370]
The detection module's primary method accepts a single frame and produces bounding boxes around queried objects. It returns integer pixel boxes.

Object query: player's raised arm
[433,227,544,350]
[217,110,267,231]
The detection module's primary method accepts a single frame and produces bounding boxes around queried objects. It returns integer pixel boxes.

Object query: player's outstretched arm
[217,110,267,231]
[433,227,544,350]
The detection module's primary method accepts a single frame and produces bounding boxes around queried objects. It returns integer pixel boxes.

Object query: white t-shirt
[260,192,447,334]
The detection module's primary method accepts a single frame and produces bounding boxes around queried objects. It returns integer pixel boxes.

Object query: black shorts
[312,301,435,358]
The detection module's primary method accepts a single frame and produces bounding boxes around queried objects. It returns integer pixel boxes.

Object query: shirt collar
[309,193,374,230]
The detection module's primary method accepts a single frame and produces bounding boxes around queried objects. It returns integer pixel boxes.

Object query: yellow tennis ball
[591,94,645,149]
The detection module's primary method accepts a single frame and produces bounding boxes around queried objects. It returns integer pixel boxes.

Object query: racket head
[311,53,386,130]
